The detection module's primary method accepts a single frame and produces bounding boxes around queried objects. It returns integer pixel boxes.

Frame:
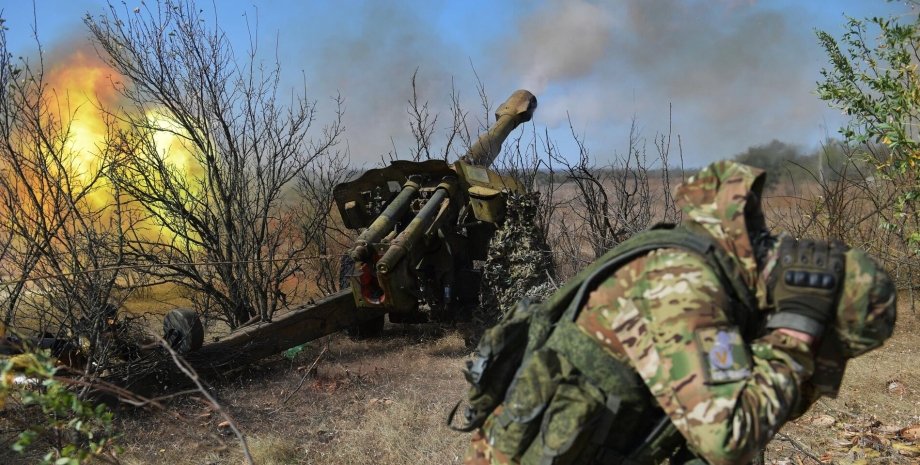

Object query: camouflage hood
[675,161,767,300]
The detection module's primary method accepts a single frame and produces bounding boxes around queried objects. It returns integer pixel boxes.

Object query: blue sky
[0,0,915,167]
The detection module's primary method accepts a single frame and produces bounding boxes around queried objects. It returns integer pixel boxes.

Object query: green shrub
[1,349,119,464]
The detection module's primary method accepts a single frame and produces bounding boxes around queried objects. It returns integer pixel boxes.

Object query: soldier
[461,160,896,465]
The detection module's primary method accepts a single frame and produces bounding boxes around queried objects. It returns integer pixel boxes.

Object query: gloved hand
[766,238,847,338]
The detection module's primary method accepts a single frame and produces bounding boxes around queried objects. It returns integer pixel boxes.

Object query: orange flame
[42,48,199,236]
[45,48,123,188]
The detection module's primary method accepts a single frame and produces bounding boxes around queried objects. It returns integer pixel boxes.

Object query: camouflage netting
[479,192,556,323]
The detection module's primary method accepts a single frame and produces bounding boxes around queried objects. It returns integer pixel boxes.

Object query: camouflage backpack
[450,225,756,464]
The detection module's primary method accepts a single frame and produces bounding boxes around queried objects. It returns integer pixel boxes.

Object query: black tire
[346,314,385,339]
[163,308,204,354]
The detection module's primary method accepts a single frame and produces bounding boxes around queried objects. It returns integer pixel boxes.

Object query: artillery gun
[334,89,537,336]
[98,90,537,388]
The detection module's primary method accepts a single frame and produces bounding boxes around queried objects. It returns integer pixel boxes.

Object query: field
[5,0,920,461]
[113,325,473,465]
[36,296,907,465]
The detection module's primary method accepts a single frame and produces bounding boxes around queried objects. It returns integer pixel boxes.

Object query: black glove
[766,238,847,338]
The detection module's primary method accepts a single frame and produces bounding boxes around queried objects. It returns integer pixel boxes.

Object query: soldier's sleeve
[576,248,815,465]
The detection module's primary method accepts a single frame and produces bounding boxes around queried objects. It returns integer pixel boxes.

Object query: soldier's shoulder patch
[695,325,752,384]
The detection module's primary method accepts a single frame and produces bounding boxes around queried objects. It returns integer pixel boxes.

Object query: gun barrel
[460,89,537,167]
[376,178,456,274]
[351,178,421,261]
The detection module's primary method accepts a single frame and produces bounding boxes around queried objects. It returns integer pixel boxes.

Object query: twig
[776,432,823,464]
[545,270,559,291]
[158,337,255,465]
[50,374,176,409]
[272,345,328,412]
[0,254,342,287]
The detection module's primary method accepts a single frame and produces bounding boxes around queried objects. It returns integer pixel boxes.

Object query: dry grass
[101,296,920,465]
[2,300,915,465]
[107,324,472,465]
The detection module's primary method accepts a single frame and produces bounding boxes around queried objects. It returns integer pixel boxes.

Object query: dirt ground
[106,297,918,465]
[2,299,916,464]
[112,323,473,465]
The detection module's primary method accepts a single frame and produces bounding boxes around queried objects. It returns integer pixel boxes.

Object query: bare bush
[297,149,355,297]
[381,72,472,164]
[0,15,136,380]
[768,141,919,308]
[85,0,344,328]
[547,116,683,280]
[485,104,684,303]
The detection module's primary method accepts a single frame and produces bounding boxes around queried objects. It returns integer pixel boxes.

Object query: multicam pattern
[576,248,813,465]
[674,160,770,308]
[465,430,512,465]
[574,162,820,464]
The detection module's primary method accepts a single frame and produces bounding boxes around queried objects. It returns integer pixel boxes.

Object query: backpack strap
[546,226,749,381]
[558,225,756,324]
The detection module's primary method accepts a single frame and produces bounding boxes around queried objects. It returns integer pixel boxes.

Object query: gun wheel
[163,308,204,354]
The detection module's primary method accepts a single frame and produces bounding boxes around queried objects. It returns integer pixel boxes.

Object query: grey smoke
[300,2,485,166]
[507,0,614,92]
[495,0,830,163]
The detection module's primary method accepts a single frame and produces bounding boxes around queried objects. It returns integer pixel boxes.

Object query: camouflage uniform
[464,161,895,465]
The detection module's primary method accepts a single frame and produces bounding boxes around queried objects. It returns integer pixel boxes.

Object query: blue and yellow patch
[696,326,752,384]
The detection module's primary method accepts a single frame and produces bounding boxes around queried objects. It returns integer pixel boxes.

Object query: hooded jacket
[464,161,818,465]
[574,161,814,464]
